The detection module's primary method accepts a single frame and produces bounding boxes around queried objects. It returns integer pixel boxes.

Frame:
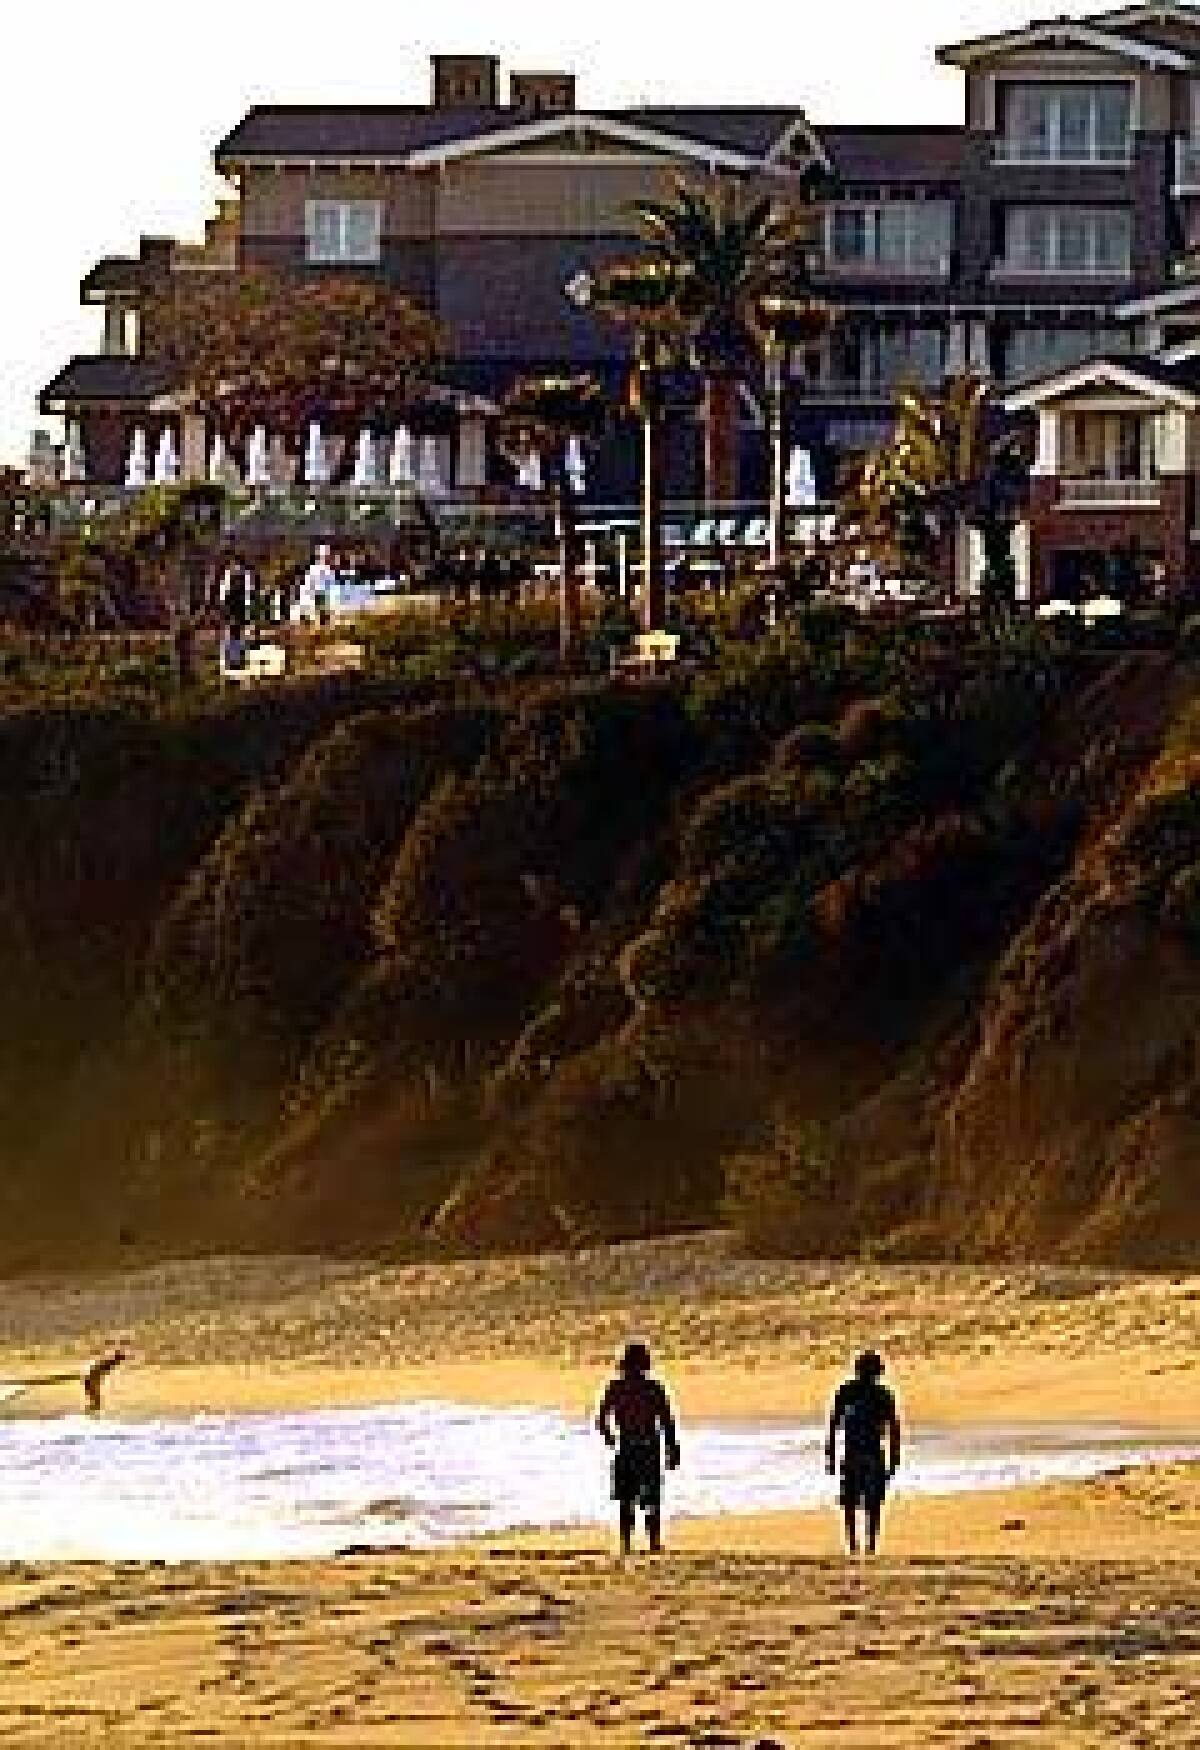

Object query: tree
[571,259,688,632]
[140,268,441,442]
[629,173,834,507]
[501,374,612,664]
[850,375,1029,631]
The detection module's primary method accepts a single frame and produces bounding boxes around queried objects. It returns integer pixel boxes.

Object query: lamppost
[753,294,836,577]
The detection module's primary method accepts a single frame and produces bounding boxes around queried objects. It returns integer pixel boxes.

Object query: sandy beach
[0,1234,1197,1744]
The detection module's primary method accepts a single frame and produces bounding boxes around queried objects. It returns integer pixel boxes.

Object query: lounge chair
[742,517,770,549]
[689,519,717,549]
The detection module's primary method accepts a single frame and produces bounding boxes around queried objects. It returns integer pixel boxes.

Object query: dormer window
[996,82,1133,165]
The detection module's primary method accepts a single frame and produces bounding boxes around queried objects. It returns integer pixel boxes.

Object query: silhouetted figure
[83,1347,127,1414]
[596,1341,680,1555]
[826,1350,901,1555]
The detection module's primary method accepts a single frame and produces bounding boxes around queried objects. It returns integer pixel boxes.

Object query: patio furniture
[742,517,770,549]
[613,629,681,677]
[221,639,287,684]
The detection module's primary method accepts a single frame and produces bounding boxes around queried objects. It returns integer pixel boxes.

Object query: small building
[1004,350,1200,597]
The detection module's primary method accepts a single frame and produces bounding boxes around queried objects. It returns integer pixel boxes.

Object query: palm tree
[501,373,610,664]
[852,374,1029,629]
[568,260,687,633]
[629,174,833,508]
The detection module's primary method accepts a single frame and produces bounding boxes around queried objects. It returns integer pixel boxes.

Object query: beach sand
[0,1234,1197,1745]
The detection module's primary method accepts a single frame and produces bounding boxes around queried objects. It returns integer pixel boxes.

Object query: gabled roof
[39,355,174,412]
[937,17,1192,70]
[1085,4,1200,38]
[216,104,821,169]
[1003,353,1200,411]
[404,110,766,171]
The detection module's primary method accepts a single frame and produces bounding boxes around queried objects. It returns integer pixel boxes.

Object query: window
[877,326,945,388]
[999,83,1132,162]
[305,200,382,265]
[1001,208,1132,276]
[826,203,954,275]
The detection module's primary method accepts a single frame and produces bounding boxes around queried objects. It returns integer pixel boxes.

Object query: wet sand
[0,1235,1196,1743]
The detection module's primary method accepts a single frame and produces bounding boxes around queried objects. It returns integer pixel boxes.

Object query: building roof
[821,126,965,185]
[79,257,152,301]
[215,104,813,167]
[937,17,1193,69]
[215,103,968,191]
[1003,352,1200,410]
[39,355,174,412]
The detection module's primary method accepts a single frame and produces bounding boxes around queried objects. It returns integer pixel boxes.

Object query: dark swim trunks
[840,1451,888,1512]
[612,1438,662,1510]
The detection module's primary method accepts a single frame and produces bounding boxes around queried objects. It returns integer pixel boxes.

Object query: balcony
[993,137,1131,167]
[818,255,954,282]
[1175,138,1200,193]
[1057,478,1161,508]
[993,257,1132,282]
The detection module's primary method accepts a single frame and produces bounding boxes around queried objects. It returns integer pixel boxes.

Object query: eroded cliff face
[932,689,1200,1267]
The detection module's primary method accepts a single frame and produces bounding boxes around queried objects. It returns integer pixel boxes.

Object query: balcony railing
[993,257,1132,280]
[1175,138,1200,192]
[993,137,1131,166]
[791,378,909,404]
[1057,478,1161,507]
[818,255,954,281]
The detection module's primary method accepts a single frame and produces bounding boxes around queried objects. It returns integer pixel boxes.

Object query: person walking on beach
[826,1350,901,1556]
[596,1342,680,1555]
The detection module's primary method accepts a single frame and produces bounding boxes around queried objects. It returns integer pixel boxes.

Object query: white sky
[0,0,1114,464]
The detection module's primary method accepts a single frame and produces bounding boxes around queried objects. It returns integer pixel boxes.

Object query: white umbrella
[786,446,817,509]
[565,436,586,497]
[153,427,180,486]
[417,436,443,495]
[389,425,415,486]
[517,447,543,492]
[246,426,271,488]
[304,421,328,486]
[125,427,149,489]
[62,422,87,484]
[353,429,378,489]
[208,432,229,484]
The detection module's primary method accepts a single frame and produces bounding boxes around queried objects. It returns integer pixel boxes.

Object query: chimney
[509,72,577,118]
[431,55,500,110]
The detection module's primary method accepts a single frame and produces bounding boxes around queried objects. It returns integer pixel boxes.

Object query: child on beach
[596,1342,681,1555]
[826,1349,901,1556]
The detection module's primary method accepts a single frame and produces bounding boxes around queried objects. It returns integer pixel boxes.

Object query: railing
[1175,138,1200,191]
[817,255,954,281]
[993,257,1132,280]
[791,378,912,404]
[992,137,1131,166]
[1057,478,1161,507]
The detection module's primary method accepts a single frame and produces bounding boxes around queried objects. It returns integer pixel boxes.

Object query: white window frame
[1000,207,1132,278]
[996,80,1134,165]
[304,200,383,266]
[824,203,954,277]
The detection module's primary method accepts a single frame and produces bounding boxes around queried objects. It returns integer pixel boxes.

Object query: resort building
[37,1,1200,578]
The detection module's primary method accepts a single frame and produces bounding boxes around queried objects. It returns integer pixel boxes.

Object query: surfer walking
[596,1342,681,1556]
[0,1346,128,1414]
[826,1349,901,1556]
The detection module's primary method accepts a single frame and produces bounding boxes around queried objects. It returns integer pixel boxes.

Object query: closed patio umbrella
[353,429,378,489]
[153,428,180,486]
[246,426,271,488]
[304,421,328,486]
[390,425,415,487]
[62,422,87,484]
[417,435,444,495]
[125,428,149,490]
